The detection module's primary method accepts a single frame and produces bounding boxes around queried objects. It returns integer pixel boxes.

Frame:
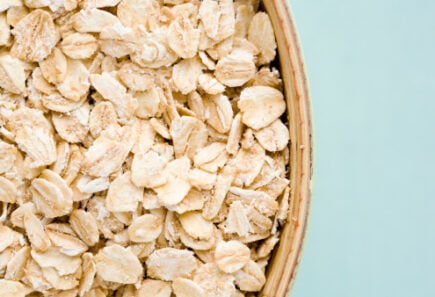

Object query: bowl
[260,1,312,296]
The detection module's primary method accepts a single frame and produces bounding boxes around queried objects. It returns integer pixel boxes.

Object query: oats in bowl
[0,0,310,296]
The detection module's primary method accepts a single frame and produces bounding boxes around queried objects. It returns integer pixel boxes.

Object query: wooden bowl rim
[286,6,313,293]
[260,1,313,296]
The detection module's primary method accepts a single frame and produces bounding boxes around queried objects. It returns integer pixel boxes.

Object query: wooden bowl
[260,1,313,296]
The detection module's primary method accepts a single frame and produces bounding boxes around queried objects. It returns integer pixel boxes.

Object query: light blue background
[289,0,435,296]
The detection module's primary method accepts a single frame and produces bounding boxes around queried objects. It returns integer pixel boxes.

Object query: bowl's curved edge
[282,4,314,295]
[260,0,313,296]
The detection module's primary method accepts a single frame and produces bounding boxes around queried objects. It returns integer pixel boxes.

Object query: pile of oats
[0,0,291,296]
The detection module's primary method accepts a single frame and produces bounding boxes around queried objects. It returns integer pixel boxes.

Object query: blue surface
[289,0,435,296]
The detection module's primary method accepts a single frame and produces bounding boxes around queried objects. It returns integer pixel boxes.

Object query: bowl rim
[285,5,313,295]
[260,0,313,296]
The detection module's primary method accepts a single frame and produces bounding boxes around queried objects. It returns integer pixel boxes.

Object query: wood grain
[260,1,313,296]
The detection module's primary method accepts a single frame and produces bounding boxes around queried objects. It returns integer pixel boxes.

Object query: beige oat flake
[238,85,286,130]
[215,49,256,87]
[135,279,172,297]
[146,248,197,281]
[72,8,121,33]
[168,16,200,59]
[248,11,277,65]
[203,94,233,134]
[30,246,82,276]
[57,59,90,102]
[31,169,73,218]
[127,214,162,243]
[0,176,18,203]
[234,260,266,292]
[172,277,204,297]
[60,32,99,59]
[254,119,289,152]
[178,211,214,240]
[215,240,250,273]
[106,171,143,212]
[24,210,51,252]
[0,279,27,297]
[95,244,143,284]
[69,209,100,246]
[11,9,59,62]
[0,55,26,94]
[193,263,236,297]
[81,125,134,177]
